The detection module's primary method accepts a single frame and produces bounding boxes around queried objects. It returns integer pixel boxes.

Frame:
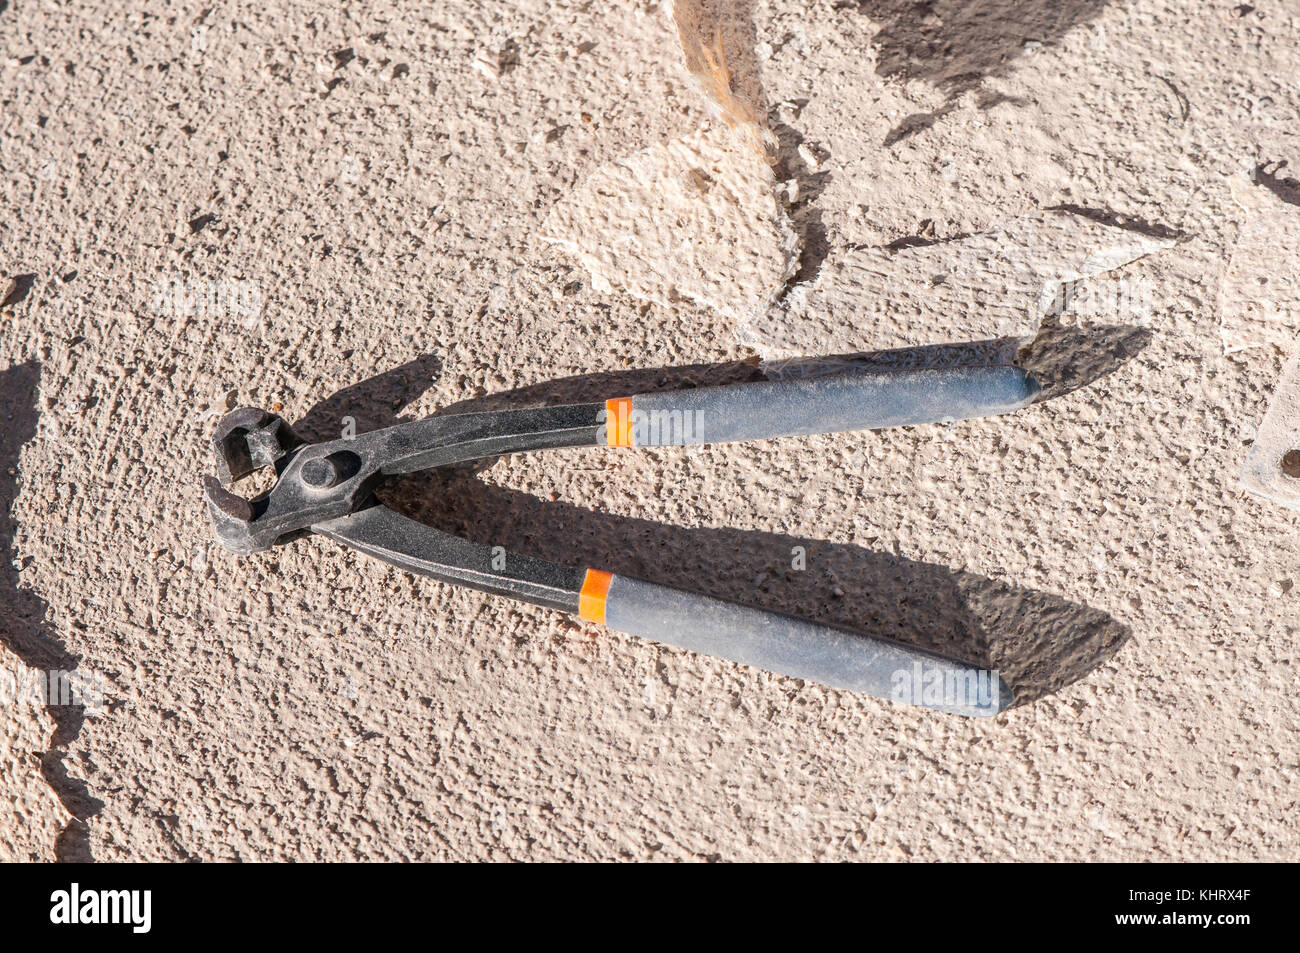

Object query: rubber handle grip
[599,574,1010,717]
[623,365,1039,446]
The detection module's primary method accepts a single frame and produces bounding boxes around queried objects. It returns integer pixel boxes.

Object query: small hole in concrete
[1281,450,1300,479]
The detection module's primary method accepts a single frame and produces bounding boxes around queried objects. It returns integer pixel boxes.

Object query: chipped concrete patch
[1220,173,1300,354]
[1222,170,1300,509]
[541,124,799,322]
[1242,348,1300,510]
[541,1,796,326]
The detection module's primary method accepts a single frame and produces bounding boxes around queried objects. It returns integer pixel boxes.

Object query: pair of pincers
[205,364,1041,717]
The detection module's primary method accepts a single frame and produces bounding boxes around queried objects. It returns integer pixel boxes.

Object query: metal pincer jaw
[204,407,303,555]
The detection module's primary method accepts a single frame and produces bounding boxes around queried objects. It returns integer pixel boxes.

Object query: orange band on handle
[605,397,634,447]
[578,569,613,623]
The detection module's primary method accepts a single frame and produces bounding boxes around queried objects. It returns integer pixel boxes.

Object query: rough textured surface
[1,0,1299,862]
[0,644,70,862]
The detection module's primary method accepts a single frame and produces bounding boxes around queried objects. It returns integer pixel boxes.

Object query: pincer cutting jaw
[203,399,605,555]
[211,407,301,484]
[204,407,312,555]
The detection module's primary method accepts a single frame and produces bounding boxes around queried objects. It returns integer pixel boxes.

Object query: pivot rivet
[300,457,339,489]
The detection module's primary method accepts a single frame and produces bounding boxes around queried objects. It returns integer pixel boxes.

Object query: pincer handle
[602,365,1040,447]
[576,570,1011,717]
